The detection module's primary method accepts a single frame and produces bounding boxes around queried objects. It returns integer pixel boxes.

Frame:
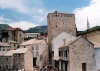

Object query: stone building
[78,26,100,43]
[0,48,33,71]
[0,42,11,51]
[24,33,39,38]
[20,38,48,69]
[0,50,14,71]
[13,48,33,71]
[1,28,24,44]
[58,36,96,71]
[47,11,77,48]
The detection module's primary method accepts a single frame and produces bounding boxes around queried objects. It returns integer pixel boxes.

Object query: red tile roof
[5,28,23,31]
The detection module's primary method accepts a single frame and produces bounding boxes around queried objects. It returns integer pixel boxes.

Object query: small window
[61,15,63,17]
[0,47,1,51]
[31,46,34,50]
[36,51,39,56]
[52,15,53,17]
[3,49,5,51]
[19,54,20,57]
[55,15,57,17]
[65,50,67,57]
[56,25,57,27]
[0,58,1,61]
[6,58,8,61]
[14,44,15,47]
[20,34,21,36]
[24,46,26,48]
[82,63,86,71]
[0,66,1,70]
[36,45,39,50]
[6,65,8,69]
[59,51,61,57]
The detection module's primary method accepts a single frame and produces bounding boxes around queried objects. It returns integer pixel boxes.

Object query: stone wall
[47,11,77,51]
[24,49,33,71]
[69,37,96,71]
[13,54,24,70]
[0,56,13,71]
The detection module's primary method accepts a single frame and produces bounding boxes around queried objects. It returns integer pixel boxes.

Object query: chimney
[63,39,66,45]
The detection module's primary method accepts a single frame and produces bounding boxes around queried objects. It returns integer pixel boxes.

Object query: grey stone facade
[59,37,96,71]
[1,28,24,44]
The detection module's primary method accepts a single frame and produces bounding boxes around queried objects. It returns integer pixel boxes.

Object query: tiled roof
[78,26,100,35]
[13,48,28,54]
[0,42,10,46]
[4,50,14,56]
[0,51,7,56]
[0,48,29,56]
[20,38,46,45]
[5,27,23,31]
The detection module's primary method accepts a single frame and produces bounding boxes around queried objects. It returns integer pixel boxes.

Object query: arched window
[31,46,34,50]
[36,51,39,56]
[6,65,8,69]
[36,45,39,50]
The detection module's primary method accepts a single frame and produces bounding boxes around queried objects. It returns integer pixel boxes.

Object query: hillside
[24,25,47,33]
[0,24,11,33]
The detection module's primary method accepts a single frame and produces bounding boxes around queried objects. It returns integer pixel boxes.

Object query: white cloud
[0,15,11,23]
[0,0,28,13]
[32,15,46,23]
[38,9,44,14]
[9,21,39,30]
[74,0,100,31]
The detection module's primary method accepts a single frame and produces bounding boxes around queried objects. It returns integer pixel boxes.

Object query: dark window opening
[24,46,25,48]
[0,66,1,70]
[14,44,15,47]
[20,34,21,36]
[82,63,86,71]
[59,51,61,57]
[6,65,8,69]
[6,58,8,61]
[65,50,67,57]
[55,15,57,17]
[56,25,57,27]
[19,54,20,57]
[3,49,5,51]
[2,31,9,38]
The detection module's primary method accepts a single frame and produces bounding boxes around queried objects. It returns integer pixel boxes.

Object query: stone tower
[1,28,24,44]
[47,11,77,47]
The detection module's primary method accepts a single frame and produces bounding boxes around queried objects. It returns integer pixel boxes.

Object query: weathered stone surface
[47,11,77,51]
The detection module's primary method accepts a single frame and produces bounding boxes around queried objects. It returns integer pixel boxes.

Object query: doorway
[65,62,67,71]
[33,57,37,67]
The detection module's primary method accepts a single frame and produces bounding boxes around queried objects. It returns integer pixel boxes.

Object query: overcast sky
[0,0,100,31]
